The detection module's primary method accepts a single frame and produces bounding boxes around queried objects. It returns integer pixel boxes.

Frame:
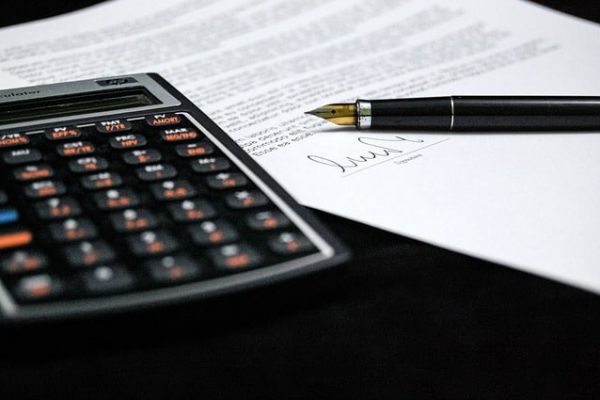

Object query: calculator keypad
[0,113,321,311]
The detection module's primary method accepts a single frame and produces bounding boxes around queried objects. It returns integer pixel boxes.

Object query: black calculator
[0,73,348,322]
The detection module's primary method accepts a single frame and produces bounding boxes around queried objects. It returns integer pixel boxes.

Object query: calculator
[0,73,348,322]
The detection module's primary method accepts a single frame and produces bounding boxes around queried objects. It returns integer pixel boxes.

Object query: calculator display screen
[0,88,159,126]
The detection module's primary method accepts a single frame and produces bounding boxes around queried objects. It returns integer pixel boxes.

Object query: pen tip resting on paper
[305,103,356,126]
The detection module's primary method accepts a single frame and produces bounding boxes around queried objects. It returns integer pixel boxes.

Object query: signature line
[341,138,451,178]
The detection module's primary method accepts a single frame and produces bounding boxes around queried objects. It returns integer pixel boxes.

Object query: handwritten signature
[307,136,425,173]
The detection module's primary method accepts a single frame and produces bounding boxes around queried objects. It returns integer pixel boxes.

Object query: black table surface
[1,1,599,399]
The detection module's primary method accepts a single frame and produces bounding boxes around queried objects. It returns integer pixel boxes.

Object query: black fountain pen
[305,96,600,131]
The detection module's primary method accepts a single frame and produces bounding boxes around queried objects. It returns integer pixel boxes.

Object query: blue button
[0,209,19,225]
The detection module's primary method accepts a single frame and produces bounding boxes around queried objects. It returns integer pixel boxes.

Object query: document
[0,0,599,292]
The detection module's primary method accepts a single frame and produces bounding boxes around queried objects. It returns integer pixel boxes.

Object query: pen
[305,96,600,131]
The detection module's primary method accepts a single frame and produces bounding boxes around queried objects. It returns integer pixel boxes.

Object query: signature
[307,136,425,173]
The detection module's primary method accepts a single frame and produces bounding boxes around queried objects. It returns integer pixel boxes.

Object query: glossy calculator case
[0,73,348,322]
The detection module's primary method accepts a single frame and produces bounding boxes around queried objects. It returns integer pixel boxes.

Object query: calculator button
[188,220,238,246]
[109,134,147,149]
[13,164,54,181]
[110,209,159,232]
[145,114,182,127]
[175,142,214,157]
[68,156,109,173]
[268,232,314,255]
[94,189,140,210]
[136,163,177,181]
[24,180,66,199]
[127,230,179,257]
[2,148,42,164]
[145,255,201,284]
[209,244,262,272]
[160,127,199,142]
[0,229,33,250]
[63,240,116,268]
[96,119,132,134]
[56,141,95,157]
[45,127,81,141]
[167,199,216,222]
[81,172,123,190]
[246,211,290,231]
[206,173,248,190]
[0,208,19,225]
[225,190,268,209]
[191,157,230,173]
[80,265,135,295]
[34,197,81,220]
[1,249,47,275]
[150,179,197,201]
[49,218,98,242]
[122,149,162,165]
[12,274,63,303]
[0,133,29,148]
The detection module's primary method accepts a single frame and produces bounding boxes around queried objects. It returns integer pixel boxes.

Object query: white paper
[0,0,599,292]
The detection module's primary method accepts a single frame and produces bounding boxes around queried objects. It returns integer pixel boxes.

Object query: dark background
[1,0,600,28]
[1,1,599,399]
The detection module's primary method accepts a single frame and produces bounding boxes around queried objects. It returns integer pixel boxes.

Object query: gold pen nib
[305,103,356,126]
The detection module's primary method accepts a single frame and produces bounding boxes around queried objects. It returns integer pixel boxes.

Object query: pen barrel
[368,98,452,130]
[367,96,600,131]
[452,96,600,130]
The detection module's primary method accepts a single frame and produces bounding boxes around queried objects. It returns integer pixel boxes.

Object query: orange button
[0,230,33,250]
